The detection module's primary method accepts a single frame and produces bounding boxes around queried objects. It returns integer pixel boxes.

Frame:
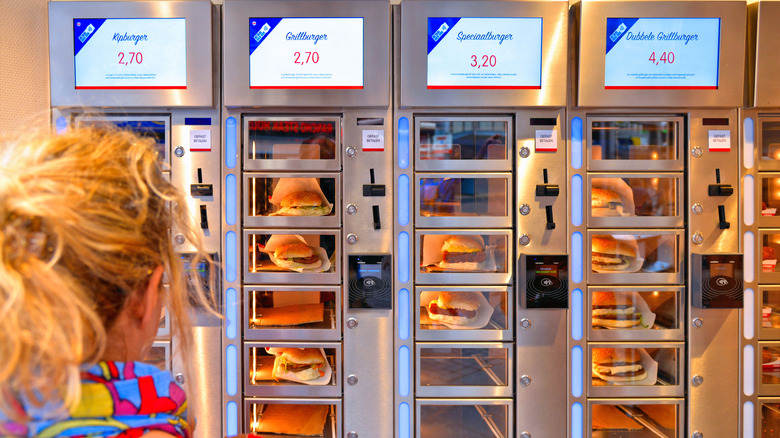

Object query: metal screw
[692,232,704,245]
[520,432,531,438]
[347,375,358,386]
[519,234,531,246]
[174,146,185,157]
[520,204,531,216]
[692,147,703,158]
[175,373,185,384]
[519,146,531,158]
[692,203,703,215]
[692,317,704,328]
[346,204,357,215]
[347,432,358,438]
[692,431,703,438]
[346,233,358,245]
[174,234,185,245]
[520,318,531,329]
[346,147,357,158]
[692,375,704,387]
[347,318,358,329]
[520,375,532,387]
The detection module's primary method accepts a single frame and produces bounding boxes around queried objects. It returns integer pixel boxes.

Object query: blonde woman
[0,128,217,437]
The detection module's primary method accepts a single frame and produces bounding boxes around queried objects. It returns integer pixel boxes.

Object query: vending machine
[221,0,393,436]
[48,1,223,437]
[394,1,569,436]
[743,1,780,434]
[572,1,746,436]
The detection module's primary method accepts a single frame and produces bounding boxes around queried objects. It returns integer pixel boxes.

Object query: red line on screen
[427,85,542,90]
[605,86,718,90]
[249,86,364,89]
[75,86,188,90]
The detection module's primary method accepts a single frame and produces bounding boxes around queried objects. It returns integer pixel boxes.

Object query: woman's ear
[139,265,165,327]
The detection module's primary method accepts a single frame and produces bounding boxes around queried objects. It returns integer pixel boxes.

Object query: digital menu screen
[73,18,187,89]
[426,17,542,89]
[249,17,364,89]
[604,17,720,89]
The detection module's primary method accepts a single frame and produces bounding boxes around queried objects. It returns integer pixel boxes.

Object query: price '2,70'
[118,52,142,65]
[294,51,319,65]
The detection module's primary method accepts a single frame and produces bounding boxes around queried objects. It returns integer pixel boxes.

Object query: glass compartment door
[243,116,341,171]
[416,399,511,438]
[587,173,683,228]
[415,343,513,398]
[760,173,780,227]
[587,116,684,172]
[416,173,512,228]
[759,118,780,171]
[588,287,684,342]
[589,400,681,437]
[415,116,513,172]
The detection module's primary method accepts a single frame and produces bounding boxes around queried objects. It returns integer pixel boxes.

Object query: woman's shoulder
[141,431,180,438]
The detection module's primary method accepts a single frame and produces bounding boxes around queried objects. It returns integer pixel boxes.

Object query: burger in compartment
[591,187,624,217]
[272,190,331,216]
[439,235,486,270]
[591,235,639,273]
[592,291,644,329]
[273,243,322,270]
[427,291,480,326]
[266,348,328,381]
[764,246,777,273]
[592,348,648,384]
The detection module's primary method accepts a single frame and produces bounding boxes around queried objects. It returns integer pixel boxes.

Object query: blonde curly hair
[0,127,214,421]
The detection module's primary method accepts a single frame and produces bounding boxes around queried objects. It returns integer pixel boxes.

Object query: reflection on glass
[249,403,335,437]
[591,120,677,161]
[591,347,677,386]
[420,347,508,387]
[591,234,678,274]
[248,177,336,217]
[247,120,336,160]
[420,177,507,218]
[420,404,508,438]
[763,403,780,438]
[591,290,677,330]
[764,234,780,274]
[592,404,677,436]
[763,177,780,217]
[419,234,507,273]
[764,346,780,384]
[248,290,336,330]
[419,120,507,161]
[248,234,336,273]
[762,121,780,162]
[591,177,677,218]
[419,290,507,331]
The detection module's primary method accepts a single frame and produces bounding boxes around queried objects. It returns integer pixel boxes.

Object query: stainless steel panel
[243,229,341,285]
[587,287,685,342]
[242,172,341,229]
[243,286,341,342]
[588,342,686,398]
[758,173,780,227]
[588,399,684,438]
[415,342,513,398]
[399,0,568,108]
[577,1,746,108]
[242,116,342,172]
[49,1,213,107]
[223,0,390,108]
[415,229,513,285]
[587,173,684,229]
[244,342,341,397]
[586,116,685,172]
[587,230,685,285]
[754,1,780,107]
[515,308,567,438]
[415,286,513,342]
[757,116,780,171]
[414,116,513,172]
[244,398,342,438]
[416,398,513,438]
[415,173,512,229]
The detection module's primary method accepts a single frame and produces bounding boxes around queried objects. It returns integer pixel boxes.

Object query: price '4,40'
[118,52,143,65]
[649,52,675,65]
[294,51,319,65]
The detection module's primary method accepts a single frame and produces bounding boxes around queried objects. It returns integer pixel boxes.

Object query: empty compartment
[590,400,681,438]
[588,116,684,172]
[589,343,684,398]
[415,116,513,172]
[416,399,512,438]
[416,343,512,398]
[416,287,512,342]
[243,116,341,171]
[75,115,170,167]
[416,173,512,228]
[759,173,780,227]
[244,286,340,341]
[762,400,780,438]
[588,231,684,285]
[144,341,170,371]
[244,230,340,285]
[588,287,684,342]
[760,118,780,171]
[244,173,340,228]
[761,231,780,283]
[588,173,683,228]
[416,230,513,285]
[245,398,340,438]
[244,342,341,397]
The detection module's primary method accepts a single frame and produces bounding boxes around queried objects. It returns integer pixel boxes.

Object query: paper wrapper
[268,177,333,216]
[261,234,331,273]
[592,348,659,386]
[420,234,497,272]
[264,348,333,386]
[419,291,494,329]
[591,177,636,217]
[764,208,777,217]
[592,235,643,274]
[593,291,657,329]
[764,259,777,273]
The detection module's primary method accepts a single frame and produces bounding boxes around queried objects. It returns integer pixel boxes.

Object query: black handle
[200,205,208,229]
[545,205,555,230]
[718,205,730,230]
[197,168,203,184]
[372,205,381,230]
[715,168,721,184]
[370,168,376,184]
[543,168,549,184]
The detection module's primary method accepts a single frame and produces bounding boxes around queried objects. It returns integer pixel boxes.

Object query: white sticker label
[362,130,384,151]
[708,130,730,152]
[190,130,211,151]
[535,129,557,152]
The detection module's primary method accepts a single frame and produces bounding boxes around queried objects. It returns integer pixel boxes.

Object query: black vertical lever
[372,205,381,230]
[370,168,376,184]
[545,205,556,230]
[536,168,560,197]
[715,168,721,184]
[708,168,733,196]
[543,168,549,184]
[197,168,203,184]
[718,205,730,229]
[199,205,208,229]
